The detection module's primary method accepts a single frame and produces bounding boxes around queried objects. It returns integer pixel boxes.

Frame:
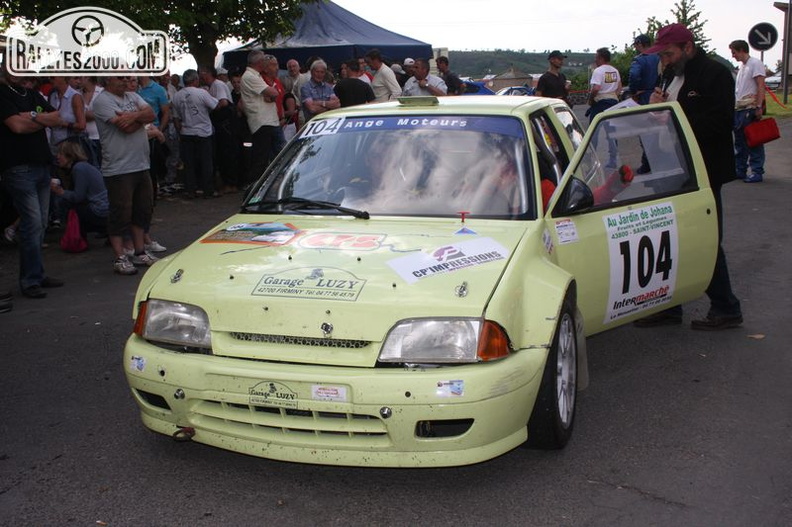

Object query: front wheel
[526,295,578,449]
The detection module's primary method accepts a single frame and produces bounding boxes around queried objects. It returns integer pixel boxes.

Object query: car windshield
[244,114,535,219]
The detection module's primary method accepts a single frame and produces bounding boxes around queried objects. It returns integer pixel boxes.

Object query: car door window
[530,113,567,187]
[567,108,697,208]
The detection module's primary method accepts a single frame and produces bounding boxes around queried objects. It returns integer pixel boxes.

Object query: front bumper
[124,335,547,467]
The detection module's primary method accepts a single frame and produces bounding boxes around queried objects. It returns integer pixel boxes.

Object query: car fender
[485,233,589,390]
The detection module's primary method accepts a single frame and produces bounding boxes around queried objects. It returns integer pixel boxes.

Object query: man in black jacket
[634,23,743,330]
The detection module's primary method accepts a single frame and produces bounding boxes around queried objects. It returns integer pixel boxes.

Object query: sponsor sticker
[387,237,509,284]
[555,219,579,245]
[298,232,386,251]
[603,202,679,323]
[311,385,348,402]
[436,380,464,397]
[200,222,301,246]
[542,229,554,255]
[252,267,366,302]
[129,355,146,372]
[249,381,298,409]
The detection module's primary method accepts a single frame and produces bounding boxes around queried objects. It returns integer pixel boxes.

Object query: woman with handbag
[50,140,109,239]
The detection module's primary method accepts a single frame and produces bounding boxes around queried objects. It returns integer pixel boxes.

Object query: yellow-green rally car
[124,96,718,467]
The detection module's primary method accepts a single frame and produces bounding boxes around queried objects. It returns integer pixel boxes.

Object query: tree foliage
[639,0,711,52]
[0,0,313,68]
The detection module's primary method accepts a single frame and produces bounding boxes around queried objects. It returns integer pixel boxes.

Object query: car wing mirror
[554,177,594,216]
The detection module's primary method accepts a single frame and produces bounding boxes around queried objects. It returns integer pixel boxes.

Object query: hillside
[447,49,595,79]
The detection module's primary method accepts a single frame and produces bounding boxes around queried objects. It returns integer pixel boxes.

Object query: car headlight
[134,299,211,349]
[379,318,510,364]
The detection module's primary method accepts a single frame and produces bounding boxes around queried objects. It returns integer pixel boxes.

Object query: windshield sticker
[252,267,367,302]
[454,226,477,235]
[311,385,348,403]
[554,219,579,245]
[436,380,464,397]
[299,232,386,251]
[387,237,509,284]
[201,222,301,246]
[249,381,298,409]
[603,202,679,323]
[297,115,524,139]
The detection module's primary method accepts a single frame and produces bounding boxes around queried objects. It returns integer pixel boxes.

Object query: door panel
[547,104,718,335]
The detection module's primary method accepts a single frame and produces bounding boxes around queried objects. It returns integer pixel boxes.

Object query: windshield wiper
[241,197,370,219]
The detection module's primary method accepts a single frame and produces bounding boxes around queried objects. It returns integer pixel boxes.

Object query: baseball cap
[217,67,228,75]
[403,58,415,66]
[391,64,405,74]
[644,23,695,54]
[548,50,567,60]
[633,34,651,46]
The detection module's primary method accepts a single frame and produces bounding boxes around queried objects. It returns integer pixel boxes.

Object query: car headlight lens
[135,299,211,349]
[379,318,510,364]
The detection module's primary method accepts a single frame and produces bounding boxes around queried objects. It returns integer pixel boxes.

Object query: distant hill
[447,50,595,79]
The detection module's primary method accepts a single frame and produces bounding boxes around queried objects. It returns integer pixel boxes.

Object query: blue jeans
[734,109,765,178]
[1,164,51,289]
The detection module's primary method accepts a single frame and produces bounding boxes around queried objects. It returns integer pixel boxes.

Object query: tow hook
[172,426,196,442]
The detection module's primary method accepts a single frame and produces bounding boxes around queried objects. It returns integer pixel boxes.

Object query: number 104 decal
[603,202,678,323]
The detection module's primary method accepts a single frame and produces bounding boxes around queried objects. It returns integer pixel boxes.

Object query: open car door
[546,102,718,336]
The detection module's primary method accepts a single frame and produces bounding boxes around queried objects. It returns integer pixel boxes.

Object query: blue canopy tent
[222,1,433,72]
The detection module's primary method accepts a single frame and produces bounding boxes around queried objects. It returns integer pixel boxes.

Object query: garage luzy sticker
[249,381,298,409]
[604,202,678,322]
[252,267,366,301]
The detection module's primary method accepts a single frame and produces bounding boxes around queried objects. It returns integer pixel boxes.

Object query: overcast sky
[334,0,788,70]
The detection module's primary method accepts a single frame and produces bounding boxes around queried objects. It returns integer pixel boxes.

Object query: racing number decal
[604,203,678,323]
[618,230,673,294]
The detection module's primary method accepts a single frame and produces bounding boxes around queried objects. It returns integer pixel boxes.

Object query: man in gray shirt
[93,75,157,275]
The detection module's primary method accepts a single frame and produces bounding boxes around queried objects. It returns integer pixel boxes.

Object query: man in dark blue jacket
[628,34,660,105]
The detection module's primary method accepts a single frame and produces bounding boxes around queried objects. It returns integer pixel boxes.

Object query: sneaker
[145,240,167,253]
[113,255,138,275]
[743,174,763,183]
[131,250,159,266]
[50,219,63,230]
[633,310,683,327]
[3,225,16,244]
[691,314,743,331]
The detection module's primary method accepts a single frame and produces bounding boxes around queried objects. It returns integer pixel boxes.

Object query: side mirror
[554,177,594,216]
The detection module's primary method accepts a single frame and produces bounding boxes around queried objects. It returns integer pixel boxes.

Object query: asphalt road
[1,118,791,526]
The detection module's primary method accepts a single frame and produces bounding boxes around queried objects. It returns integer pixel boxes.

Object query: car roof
[319,95,563,119]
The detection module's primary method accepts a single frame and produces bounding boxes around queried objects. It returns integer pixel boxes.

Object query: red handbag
[744,117,780,148]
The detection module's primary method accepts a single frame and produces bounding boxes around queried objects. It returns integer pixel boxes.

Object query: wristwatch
[29,111,39,122]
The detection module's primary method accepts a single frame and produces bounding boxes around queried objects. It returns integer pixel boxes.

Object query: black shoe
[0,290,12,313]
[633,311,683,327]
[691,314,743,331]
[22,285,47,299]
[636,165,651,174]
[40,277,64,288]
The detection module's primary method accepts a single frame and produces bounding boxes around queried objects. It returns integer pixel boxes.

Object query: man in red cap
[634,23,743,330]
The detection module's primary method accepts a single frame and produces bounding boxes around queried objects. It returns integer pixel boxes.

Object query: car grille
[230,332,370,349]
[190,399,390,446]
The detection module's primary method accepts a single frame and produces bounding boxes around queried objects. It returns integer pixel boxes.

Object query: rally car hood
[145,216,535,364]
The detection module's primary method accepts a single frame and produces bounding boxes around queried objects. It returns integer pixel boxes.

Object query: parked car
[124,96,718,467]
[496,85,534,96]
[765,75,782,90]
[460,80,495,95]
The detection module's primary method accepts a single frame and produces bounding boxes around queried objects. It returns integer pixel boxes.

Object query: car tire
[525,293,577,449]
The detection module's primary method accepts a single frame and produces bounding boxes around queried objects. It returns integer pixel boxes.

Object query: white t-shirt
[171,86,218,137]
[208,78,232,102]
[590,64,621,101]
[735,56,765,108]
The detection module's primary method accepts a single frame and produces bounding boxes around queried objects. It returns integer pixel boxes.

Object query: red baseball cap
[644,23,695,54]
